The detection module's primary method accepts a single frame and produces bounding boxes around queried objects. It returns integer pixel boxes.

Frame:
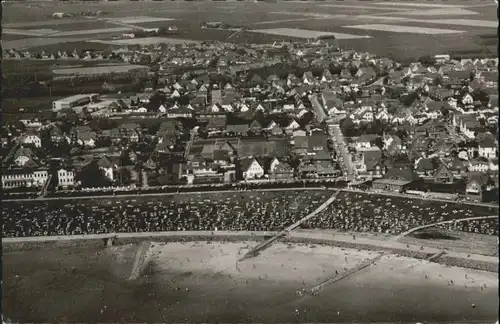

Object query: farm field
[2,0,497,60]
[90,37,200,46]
[52,64,149,76]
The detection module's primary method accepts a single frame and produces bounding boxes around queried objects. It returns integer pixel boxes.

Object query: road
[327,123,355,180]
[309,94,327,123]
[394,215,499,241]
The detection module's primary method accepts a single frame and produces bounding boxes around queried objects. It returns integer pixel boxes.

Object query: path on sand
[240,191,340,261]
[394,215,499,241]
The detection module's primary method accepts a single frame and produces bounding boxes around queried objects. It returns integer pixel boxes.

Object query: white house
[240,103,250,112]
[58,168,75,188]
[2,169,48,189]
[241,158,264,180]
[375,110,390,122]
[286,119,300,130]
[356,134,378,150]
[20,134,42,148]
[268,157,280,174]
[15,155,31,167]
[210,104,221,113]
[462,93,474,106]
[468,160,489,172]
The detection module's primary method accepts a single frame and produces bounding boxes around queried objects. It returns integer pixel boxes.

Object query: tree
[340,118,357,137]
[373,137,384,150]
[401,91,419,107]
[75,161,112,188]
[116,167,132,186]
[418,55,436,66]
[395,129,409,141]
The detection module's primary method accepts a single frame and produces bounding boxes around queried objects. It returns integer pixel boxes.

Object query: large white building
[52,94,99,112]
[2,169,48,189]
[58,168,75,188]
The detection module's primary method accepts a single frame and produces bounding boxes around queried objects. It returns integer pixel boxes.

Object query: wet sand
[3,241,498,323]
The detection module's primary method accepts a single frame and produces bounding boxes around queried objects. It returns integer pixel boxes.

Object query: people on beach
[2,191,497,238]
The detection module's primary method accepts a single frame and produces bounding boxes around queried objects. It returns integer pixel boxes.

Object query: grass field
[90,37,200,46]
[52,64,149,76]
[2,0,496,60]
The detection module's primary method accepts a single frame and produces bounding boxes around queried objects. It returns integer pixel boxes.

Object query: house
[226,123,250,135]
[19,132,42,148]
[240,157,264,180]
[356,134,379,150]
[97,156,117,182]
[2,168,48,189]
[465,172,496,202]
[68,126,97,148]
[270,161,294,180]
[265,121,284,136]
[469,158,489,172]
[357,147,384,177]
[372,169,421,193]
[167,107,193,119]
[383,135,405,155]
[14,147,35,167]
[49,126,64,143]
[489,158,499,172]
[211,90,222,104]
[311,148,332,162]
[249,119,263,132]
[434,163,455,184]
[477,132,497,159]
[286,119,300,131]
[205,117,227,133]
[415,157,437,177]
[299,161,339,179]
[57,168,75,188]
[355,67,376,80]
[257,156,281,175]
[448,158,468,178]
[303,71,315,85]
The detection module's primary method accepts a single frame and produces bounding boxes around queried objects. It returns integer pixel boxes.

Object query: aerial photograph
[1,0,499,323]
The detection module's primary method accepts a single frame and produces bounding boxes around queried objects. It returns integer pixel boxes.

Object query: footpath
[4,186,498,209]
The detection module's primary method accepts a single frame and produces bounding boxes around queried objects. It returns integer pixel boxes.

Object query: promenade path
[3,230,497,267]
[5,186,498,209]
[393,215,499,241]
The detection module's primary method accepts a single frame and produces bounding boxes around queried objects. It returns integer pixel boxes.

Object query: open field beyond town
[3,240,498,323]
[2,0,497,60]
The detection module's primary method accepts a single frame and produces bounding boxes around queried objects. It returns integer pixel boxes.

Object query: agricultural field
[52,64,149,76]
[90,37,200,46]
[2,0,497,60]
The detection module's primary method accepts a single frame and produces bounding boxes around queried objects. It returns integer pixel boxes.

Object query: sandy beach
[3,241,498,323]
[142,241,498,322]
